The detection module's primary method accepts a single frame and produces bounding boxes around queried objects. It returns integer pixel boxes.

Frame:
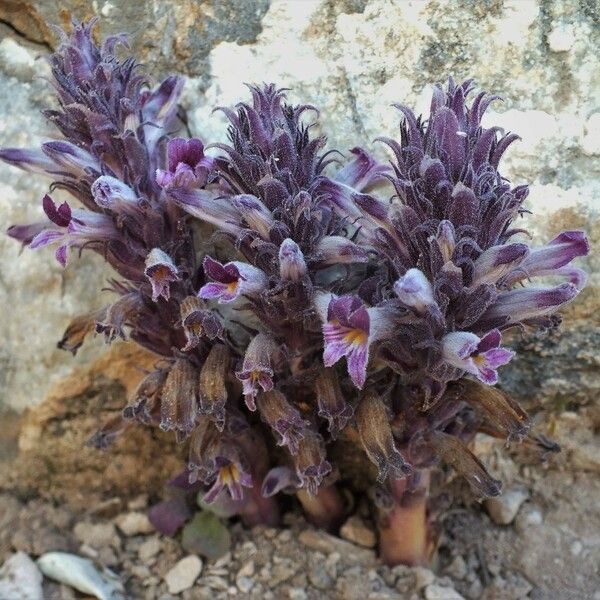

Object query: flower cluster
[2,22,589,545]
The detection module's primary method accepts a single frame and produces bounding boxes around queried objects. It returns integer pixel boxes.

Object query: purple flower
[505,231,589,285]
[199,256,267,303]
[169,188,242,236]
[318,294,392,389]
[203,456,254,503]
[91,176,139,212]
[236,333,278,411]
[261,466,301,497]
[471,243,529,286]
[156,137,214,188]
[442,329,514,385]
[28,195,119,266]
[231,195,274,239]
[314,236,369,266]
[256,390,310,455]
[479,283,580,327]
[180,296,223,351]
[393,268,436,314]
[144,248,180,302]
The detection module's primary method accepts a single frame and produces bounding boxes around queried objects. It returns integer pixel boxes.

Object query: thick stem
[297,484,345,532]
[240,484,281,527]
[378,471,431,566]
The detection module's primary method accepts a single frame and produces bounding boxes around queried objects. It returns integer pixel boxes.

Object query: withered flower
[198,344,230,430]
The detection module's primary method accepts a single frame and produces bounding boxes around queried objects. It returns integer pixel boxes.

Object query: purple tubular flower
[180,296,223,351]
[315,368,354,439]
[261,466,301,497]
[279,238,307,281]
[42,141,100,175]
[156,137,214,188]
[479,283,580,327]
[236,333,278,411]
[256,390,310,455]
[91,176,139,211]
[293,431,332,495]
[231,195,274,239]
[0,147,58,175]
[334,146,389,190]
[203,455,254,503]
[393,268,436,314]
[442,329,514,385]
[144,248,180,302]
[199,256,267,303]
[471,243,529,286]
[28,195,119,266]
[318,294,392,389]
[505,230,589,285]
[168,188,242,236]
[314,236,369,266]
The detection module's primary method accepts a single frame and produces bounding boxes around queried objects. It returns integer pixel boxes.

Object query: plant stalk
[297,484,345,532]
[378,470,431,566]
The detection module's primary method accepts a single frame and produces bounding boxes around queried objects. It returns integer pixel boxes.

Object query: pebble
[445,555,468,580]
[0,552,44,600]
[340,515,377,548]
[425,584,466,600]
[74,522,121,550]
[236,576,254,593]
[288,588,308,600]
[115,512,155,536]
[138,536,162,562]
[413,566,436,590]
[164,555,203,594]
[37,552,124,600]
[485,488,529,525]
[298,529,377,565]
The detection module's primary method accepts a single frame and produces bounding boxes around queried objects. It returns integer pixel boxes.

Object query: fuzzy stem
[378,471,431,566]
[297,484,345,532]
[240,484,281,527]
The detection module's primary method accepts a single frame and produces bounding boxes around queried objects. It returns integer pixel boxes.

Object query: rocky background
[0,1,599,598]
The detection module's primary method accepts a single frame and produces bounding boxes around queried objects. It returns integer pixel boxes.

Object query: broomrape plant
[1,20,589,565]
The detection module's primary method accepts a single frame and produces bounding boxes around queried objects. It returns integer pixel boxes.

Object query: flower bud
[393,268,436,314]
[471,243,529,286]
[278,238,307,282]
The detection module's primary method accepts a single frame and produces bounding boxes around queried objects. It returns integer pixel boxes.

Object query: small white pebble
[164,555,203,594]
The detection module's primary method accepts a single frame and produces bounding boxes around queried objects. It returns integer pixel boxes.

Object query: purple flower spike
[144,248,180,302]
[471,243,529,286]
[156,137,213,188]
[393,268,436,314]
[236,333,278,411]
[199,256,267,303]
[442,329,514,385]
[279,239,307,281]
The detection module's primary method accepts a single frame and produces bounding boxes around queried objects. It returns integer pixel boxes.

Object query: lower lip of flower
[344,329,368,346]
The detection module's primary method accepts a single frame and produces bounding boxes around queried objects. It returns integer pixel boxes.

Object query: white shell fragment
[37,552,125,600]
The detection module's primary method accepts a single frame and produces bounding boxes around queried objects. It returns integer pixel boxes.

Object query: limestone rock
[164,555,203,594]
[485,487,530,525]
[340,515,377,548]
[0,552,44,600]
